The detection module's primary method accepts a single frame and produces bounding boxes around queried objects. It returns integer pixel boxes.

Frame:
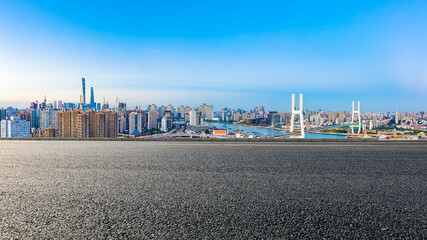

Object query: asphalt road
[0,141,426,239]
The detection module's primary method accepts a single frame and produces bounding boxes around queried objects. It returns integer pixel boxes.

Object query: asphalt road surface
[0,141,426,239]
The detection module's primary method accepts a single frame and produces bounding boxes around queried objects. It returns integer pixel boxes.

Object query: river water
[203,122,347,138]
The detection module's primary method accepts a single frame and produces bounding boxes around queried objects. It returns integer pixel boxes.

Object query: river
[203,122,347,138]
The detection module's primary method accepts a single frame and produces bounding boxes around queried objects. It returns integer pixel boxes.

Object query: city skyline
[1,1,426,112]
[0,77,425,113]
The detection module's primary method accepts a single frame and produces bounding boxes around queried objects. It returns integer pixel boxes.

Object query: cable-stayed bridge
[269,93,363,139]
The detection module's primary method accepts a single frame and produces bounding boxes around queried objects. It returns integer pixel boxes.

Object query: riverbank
[206,121,285,131]
[312,131,348,136]
[233,122,285,130]
[204,122,286,137]
[1,137,426,142]
[205,122,349,138]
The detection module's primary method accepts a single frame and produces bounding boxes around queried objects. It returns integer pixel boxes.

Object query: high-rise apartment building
[58,110,117,138]
[137,112,143,133]
[76,112,90,138]
[199,103,213,120]
[70,111,79,137]
[328,111,334,122]
[205,104,213,120]
[29,109,39,131]
[158,106,166,117]
[118,116,126,134]
[270,112,280,126]
[140,111,147,129]
[0,109,5,121]
[57,111,75,138]
[177,106,185,119]
[91,111,105,138]
[232,111,241,122]
[105,111,118,138]
[129,112,142,134]
[339,111,344,123]
[1,116,30,138]
[129,112,137,134]
[148,110,158,130]
[43,127,57,138]
[161,117,168,132]
[189,110,198,126]
[57,111,68,137]
[39,110,58,130]
[266,111,279,126]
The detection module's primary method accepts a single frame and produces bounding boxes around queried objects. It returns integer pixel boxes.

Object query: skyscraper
[0,109,6,121]
[148,110,158,130]
[129,112,137,134]
[128,112,143,134]
[137,111,145,131]
[30,109,38,130]
[205,104,213,120]
[161,117,168,132]
[90,87,95,109]
[189,110,197,126]
[80,78,86,109]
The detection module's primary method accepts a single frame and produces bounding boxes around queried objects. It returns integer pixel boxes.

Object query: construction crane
[102,96,108,105]
[102,96,109,110]
[115,95,129,110]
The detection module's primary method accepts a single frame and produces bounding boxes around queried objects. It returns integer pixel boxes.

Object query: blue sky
[0,0,426,112]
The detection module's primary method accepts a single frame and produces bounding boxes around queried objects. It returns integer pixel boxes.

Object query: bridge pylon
[351,101,361,134]
[290,93,305,138]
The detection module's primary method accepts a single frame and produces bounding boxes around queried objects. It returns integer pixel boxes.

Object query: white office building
[189,110,197,126]
[129,112,143,134]
[129,112,137,134]
[1,116,31,138]
[205,105,213,120]
[161,117,168,132]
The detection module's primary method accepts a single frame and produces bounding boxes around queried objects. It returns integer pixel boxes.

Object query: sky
[0,0,426,112]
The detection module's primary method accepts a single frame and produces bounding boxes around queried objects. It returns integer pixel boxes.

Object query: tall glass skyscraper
[90,87,95,109]
[80,78,86,109]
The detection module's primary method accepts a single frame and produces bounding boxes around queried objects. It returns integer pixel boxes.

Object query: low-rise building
[213,129,227,136]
